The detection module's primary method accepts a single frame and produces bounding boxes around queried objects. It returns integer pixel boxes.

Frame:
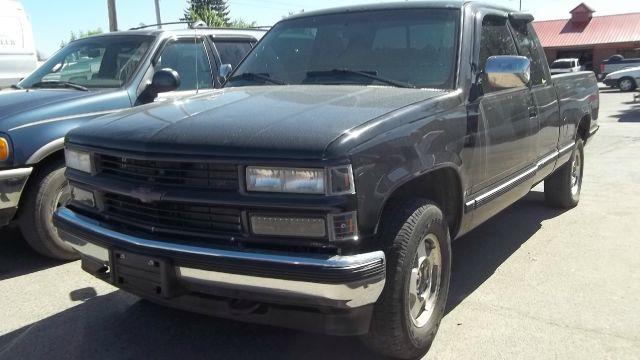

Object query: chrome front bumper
[0,167,32,226]
[54,207,386,309]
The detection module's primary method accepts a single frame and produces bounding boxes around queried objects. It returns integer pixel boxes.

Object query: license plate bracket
[112,249,172,298]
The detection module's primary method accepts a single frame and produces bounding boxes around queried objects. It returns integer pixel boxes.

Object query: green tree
[230,18,257,28]
[186,7,226,27]
[60,28,103,48]
[183,0,230,26]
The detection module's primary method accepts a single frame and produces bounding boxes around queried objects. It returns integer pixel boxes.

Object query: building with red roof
[532,3,640,74]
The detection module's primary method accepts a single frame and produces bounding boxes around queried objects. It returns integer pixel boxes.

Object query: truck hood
[0,89,95,122]
[68,85,448,159]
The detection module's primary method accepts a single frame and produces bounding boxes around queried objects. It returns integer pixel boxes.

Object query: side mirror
[484,56,531,90]
[219,64,233,83]
[151,68,181,94]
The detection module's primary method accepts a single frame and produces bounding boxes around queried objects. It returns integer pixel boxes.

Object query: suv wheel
[19,160,78,260]
[544,139,584,208]
[618,77,637,92]
[363,199,451,359]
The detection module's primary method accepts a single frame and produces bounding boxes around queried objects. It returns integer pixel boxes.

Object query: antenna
[194,27,199,94]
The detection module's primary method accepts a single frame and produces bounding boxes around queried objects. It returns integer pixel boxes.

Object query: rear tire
[618,77,637,92]
[363,199,451,359]
[544,139,584,208]
[19,160,78,260]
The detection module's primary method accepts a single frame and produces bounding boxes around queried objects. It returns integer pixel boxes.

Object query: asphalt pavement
[0,89,638,360]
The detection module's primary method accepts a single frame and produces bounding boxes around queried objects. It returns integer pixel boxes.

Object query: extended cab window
[479,16,518,93]
[213,40,254,68]
[227,9,460,89]
[511,22,547,86]
[156,39,213,91]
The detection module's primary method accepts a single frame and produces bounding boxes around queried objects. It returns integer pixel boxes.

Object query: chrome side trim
[0,167,33,180]
[9,109,126,131]
[56,207,384,269]
[466,165,537,209]
[536,150,558,169]
[0,167,33,210]
[466,141,576,211]
[176,267,385,308]
[589,125,599,136]
[26,138,65,164]
[558,142,576,156]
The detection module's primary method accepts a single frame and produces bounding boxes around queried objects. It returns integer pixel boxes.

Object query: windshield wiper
[31,81,89,91]
[306,69,417,89]
[227,72,287,85]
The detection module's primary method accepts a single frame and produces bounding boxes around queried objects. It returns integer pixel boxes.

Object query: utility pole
[154,0,162,28]
[107,0,118,32]
[520,0,522,11]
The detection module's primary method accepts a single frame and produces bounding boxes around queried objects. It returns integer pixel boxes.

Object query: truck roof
[285,1,517,20]
[73,27,267,42]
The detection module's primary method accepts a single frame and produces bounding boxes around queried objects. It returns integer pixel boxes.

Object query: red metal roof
[533,12,640,48]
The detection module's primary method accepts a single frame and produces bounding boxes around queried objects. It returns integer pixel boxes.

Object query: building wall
[543,42,640,73]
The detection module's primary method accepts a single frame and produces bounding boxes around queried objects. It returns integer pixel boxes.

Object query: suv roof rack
[129,21,270,31]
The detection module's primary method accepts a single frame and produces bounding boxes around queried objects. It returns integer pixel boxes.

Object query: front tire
[363,199,451,359]
[618,77,637,92]
[19,160,78,260]
[544,139,584,208]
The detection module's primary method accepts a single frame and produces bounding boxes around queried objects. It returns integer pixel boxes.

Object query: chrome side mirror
[485,56,531,90]
[219,64,233,83]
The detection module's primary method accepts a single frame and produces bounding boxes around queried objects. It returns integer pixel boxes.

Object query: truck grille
[102,193,243,237]
[96,154,239,191]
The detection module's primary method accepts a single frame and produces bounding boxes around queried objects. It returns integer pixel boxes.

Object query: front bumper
[54,207,386,334]
[0,167,32,226]
[603,78,617,87]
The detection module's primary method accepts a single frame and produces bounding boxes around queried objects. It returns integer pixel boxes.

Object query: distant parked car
[600,55,640,79]
[549,58,583,75]
[0,0,38,88]
[603,66,640,92]
[0,25,265,260]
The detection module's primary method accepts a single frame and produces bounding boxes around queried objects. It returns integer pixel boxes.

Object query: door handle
[528,106,538,118]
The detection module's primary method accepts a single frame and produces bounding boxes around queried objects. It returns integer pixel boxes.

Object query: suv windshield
[226,9,460,89]
[19,35,154,89]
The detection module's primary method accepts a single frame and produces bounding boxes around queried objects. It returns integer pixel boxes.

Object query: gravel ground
[0,89,638,360]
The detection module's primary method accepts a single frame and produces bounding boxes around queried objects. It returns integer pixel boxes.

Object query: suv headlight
[65,148,92,173]
[0,137,9,162]
[246,165,355,195]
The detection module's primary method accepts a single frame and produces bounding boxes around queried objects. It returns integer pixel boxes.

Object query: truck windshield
[551,61,574,69]
[19,35,154,89]
[226,9,460,89]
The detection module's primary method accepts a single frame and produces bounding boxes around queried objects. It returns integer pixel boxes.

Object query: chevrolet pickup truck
[55,2,599,359]
[0,26,264,260]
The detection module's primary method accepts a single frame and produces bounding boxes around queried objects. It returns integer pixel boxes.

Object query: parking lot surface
[1,90,639,360]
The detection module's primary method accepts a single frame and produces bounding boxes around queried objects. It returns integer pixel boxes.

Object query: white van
[0,0,37,88]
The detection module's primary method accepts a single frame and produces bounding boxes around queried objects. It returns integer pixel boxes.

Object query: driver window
[156,39,213,91]
[479,16,518,94]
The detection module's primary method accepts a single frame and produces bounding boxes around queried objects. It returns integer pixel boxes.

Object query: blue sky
[22,0,640,57]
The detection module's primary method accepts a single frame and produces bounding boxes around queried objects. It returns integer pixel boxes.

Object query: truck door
[470,15,537,193]
[510,22,560,181]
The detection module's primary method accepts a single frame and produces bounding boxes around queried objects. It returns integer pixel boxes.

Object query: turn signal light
[0,138,9,162]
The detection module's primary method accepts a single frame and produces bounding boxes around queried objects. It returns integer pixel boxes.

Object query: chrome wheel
[407,233,442,328]
[619,79,634,92]
[570,148,582,196]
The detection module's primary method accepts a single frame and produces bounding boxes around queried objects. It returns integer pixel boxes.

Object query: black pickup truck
[55,2,599,359]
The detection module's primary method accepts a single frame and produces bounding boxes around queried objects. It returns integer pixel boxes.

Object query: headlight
[65,148,92,173]
[246,165,355,195]
[0,137,9,162]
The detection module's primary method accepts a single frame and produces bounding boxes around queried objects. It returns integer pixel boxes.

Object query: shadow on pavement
[612,102,640,122]
[0,291,381,360]
[0,191,567,360]
[446,191,566,312]
[0,228,66,281]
